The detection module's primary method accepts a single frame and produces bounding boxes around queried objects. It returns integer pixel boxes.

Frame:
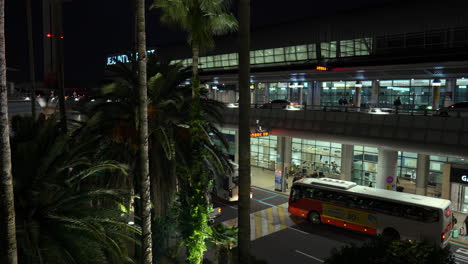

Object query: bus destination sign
[250,131,270,138]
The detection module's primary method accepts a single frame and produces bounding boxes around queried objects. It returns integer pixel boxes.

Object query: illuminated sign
[250,131,270,138]
[107,49,156,65]
[316,66,329,71]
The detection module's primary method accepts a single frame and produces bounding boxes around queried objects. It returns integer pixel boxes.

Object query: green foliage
[325,237,455,264]
[10,115,138,264]
[152,202,181,262]
[151,0,238,51]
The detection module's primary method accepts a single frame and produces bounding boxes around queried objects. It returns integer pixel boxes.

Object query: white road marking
[295,250,324,263]
[288,227,310,235]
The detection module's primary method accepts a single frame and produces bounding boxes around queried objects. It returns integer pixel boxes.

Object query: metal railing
[226,103,468,118]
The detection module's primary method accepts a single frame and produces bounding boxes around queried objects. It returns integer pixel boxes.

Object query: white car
[368,107,396,115]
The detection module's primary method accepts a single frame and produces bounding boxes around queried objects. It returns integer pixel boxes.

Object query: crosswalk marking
[222,203,302,240]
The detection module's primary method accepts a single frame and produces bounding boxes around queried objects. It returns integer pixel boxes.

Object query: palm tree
[10,115,138,264]
[26,0,37,117]
[0,0,18,262]
[136,0,153,262]
[237,0,251,263]
[52,0,67,131]
[151,0,238,97]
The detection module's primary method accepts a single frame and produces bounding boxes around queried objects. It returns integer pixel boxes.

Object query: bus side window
[304,187,315,199]
[291,186,302,202]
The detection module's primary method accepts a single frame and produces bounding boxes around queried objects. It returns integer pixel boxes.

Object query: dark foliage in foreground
[325,237,455,264]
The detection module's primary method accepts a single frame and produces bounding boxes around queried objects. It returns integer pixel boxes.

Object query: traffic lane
[213,187,289,218]
[251,224,368,264]
[251,187,289,212]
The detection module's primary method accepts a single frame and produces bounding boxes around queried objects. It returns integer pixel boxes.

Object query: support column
[376,148,398,190]
[444,78,456,107]
[370,80,379,106]
[275,136,292,192]
[432,81,441,110]
[307,82,313,106]
[354,85,362,109]
[234,130,239,164]
[312,81,321,106]
[264,83,270,103]
[416,154,429,195]
[298,86,303,105]
[251,83,256,105]
[340,144,354,181]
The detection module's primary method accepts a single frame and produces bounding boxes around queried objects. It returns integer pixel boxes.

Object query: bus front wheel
[308,211,321,224]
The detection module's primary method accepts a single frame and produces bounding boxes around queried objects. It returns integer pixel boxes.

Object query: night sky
[5,0,392,87]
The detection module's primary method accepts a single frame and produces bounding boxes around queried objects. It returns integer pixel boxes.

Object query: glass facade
[291,139,342,177]
[321,81,372,106]
[377,79,446,109]
[251,135,278,170]
[456,78,468,102]
[397,152,418,181]
[352,146,379,187]
[171,38,372,69]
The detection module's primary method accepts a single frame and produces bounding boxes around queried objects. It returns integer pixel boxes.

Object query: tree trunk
[26,0,36,117]
[52,0,66,130]
[237,0,251,263]
[191,45,199,99]
[0,0,18,262]
[136,0,153,263]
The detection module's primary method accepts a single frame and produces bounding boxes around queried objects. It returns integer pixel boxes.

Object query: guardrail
[226,103,468,118]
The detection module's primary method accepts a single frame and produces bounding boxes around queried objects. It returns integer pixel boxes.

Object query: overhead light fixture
[355,81,363,88]
[432,78,442,86]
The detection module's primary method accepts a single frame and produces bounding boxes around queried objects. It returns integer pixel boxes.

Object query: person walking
[394,96,402,113]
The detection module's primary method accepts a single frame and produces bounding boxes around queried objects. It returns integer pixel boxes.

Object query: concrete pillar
[307,82,313,106]
[275,136,292,192]
[355,86,362,109]
[251,83,257,105]
[376,148,398,190]
[432,82,441,110]
[289,84,294,101]
[444,78,456,107]
[442,163,451,200]
[340,144,354,181]
[298,87,303,105]
[264,83,270,103]
[416,154,429,195]
[313,81,321,106]
[371,80,379,106]
[234,130,239,164]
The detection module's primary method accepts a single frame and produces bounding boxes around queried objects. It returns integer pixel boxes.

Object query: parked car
[368,107,396,115]
[436,102,468,117]
[261,99,298,109]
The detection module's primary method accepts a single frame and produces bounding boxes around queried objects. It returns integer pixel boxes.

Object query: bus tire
[308,211,321,224]
[382,228,400,241]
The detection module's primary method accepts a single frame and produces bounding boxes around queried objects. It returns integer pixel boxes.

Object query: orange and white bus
[288,178,453,247]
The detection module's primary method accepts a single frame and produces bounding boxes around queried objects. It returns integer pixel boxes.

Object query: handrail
[225,103,468,118]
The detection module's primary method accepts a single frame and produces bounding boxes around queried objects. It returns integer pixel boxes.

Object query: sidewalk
[251,166,293,195]
[451,211,468,247]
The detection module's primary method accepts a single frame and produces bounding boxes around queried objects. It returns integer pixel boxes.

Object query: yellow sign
[322,203,377,228]
[316,66,329,71]
[250,132,270,138]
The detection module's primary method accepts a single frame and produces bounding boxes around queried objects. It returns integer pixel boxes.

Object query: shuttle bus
[288,178,453,247]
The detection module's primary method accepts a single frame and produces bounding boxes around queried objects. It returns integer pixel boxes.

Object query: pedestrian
[343,97,348,105]
[393,96,402,111]
[338,97,344,105]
